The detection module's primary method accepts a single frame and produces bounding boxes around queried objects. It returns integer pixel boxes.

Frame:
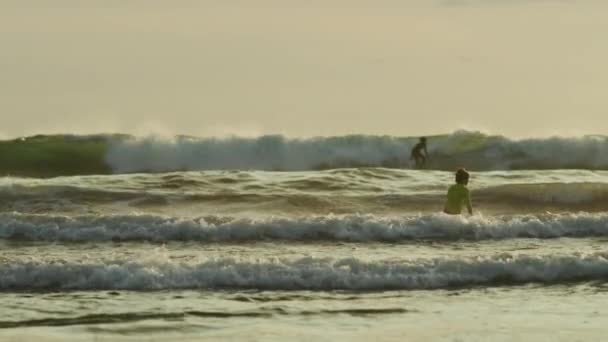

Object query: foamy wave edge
[2,254,608,291]
[2,212,608,242]
[106,131,608,172]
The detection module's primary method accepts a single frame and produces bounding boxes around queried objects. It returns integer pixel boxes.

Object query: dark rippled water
[2,168,608,341]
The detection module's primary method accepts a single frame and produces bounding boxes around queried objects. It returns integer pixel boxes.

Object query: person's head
[455,168,470,185]
[420,137,427,143]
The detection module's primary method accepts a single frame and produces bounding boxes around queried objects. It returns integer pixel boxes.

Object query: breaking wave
[2,253,608,291]
[106,131,608,172]
[2,212,608,242]
[3,131,608,176]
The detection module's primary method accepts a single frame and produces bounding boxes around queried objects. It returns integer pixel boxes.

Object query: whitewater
[3,130,608,177]
[2,132,608,341]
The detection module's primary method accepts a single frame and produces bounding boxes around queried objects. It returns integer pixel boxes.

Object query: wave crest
[2,254,608,291]
[3,131,608,176]
[2,212,608,242]
[106,131,608,172]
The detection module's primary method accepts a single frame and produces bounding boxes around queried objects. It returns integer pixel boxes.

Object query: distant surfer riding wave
[409,137,428,168]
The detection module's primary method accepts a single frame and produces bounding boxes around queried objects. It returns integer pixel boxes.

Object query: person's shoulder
[450,183,468,192]
[461,185,470,195]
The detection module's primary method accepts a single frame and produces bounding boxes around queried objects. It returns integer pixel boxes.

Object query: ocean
[1,131,608,341]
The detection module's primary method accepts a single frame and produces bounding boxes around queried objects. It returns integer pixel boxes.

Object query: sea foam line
[2,212,608,242]
[2,254,608,291]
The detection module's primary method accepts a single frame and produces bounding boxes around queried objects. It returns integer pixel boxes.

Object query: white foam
[2,253,608,291]
[2,212,608,242]
[104,131,608,172]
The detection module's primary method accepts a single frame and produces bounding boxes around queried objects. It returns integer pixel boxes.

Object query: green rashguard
[444,183,472,215]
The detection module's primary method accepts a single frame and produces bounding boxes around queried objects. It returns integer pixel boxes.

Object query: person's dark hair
[420,137,427,143]
[455,168,469,185]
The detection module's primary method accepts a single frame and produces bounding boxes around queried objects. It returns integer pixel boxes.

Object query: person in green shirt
[444,168,473,215]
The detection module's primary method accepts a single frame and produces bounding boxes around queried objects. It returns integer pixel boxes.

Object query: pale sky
[1,0,607,138]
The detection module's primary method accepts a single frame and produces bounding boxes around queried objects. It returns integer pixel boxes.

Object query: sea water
[1,132,608,341]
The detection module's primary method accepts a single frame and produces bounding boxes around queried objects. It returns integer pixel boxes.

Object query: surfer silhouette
[410,137,428,168]
[444,168,473,215]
